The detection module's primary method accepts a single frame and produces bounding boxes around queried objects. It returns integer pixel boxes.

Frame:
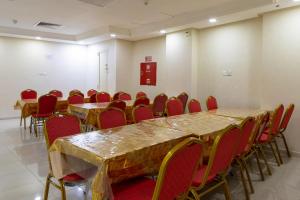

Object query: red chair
[69,89,84,97]
[68,94,84,104]
[278,104,295,157]
[96,92,111,103]
[98,107,127,129]
[49,90,63,98]
[21,89,37,99]
[43,114,86,200]
[87,89,97,97]
[188,99,202,113]
[165,97,184,117]
[177,92,188,111]
[119,92,132,101]
[206,96,218,110]
[113,91,124,100]
[258,104,285,166]
[112,137,203,200]
[89,93,97,103]
[30,94,57,136]
[152,93,168,117]
[132,105,154,123]
[190,125,241,200]
[108,100,126,111]
[136,91,147,99]
[133,97,150,107]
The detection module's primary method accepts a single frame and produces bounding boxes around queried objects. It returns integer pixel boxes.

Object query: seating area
[2,1,300,200]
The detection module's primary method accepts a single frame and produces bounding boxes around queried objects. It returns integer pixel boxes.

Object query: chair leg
[241,158,254,194]
[190,189,200,200]
[273,139,283,164]
[257,145,272,176]
[269,142,281,166]
[24,117,26,130]
[254,149,265,181]
[280,133,291,157]
[59,180,67,200]
[222,178,232,200]
[29,117,32,133]
[20,116,22,126]
[44,174,51,200]
[34,118,38,137]
[237,160,250,200]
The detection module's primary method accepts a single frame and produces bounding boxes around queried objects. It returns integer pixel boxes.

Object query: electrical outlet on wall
[222,69,232,76]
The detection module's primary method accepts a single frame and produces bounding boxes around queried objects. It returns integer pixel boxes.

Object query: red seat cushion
[192,165,216,187]
[112,177,156,200]
[258,132,270,143]
[62,173,84,182]
[32,113,52,118]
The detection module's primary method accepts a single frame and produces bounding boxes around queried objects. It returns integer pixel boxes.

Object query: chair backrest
[133,96,150,107]
[21,89,37,99]
[136,91,147,99]
[188,99,202,113]
[37,94,57,115]
[255,112,270,143]
[280,104,295,132]
[119,92,132,101]
[49,90,63,98]
[132,105,154,123]
[44,114,81,148]
[113,91,124,100]
[177,92,189,111]
[269,104,284,135]
[166,97,184,116]
[152,137,203,200]
[235,117,256,156]
[68,94,84,104]
[108,100,126,111]
[89,93,97,103]
[69,89,84,97]
[152,93,168,117]
[206,96,218,110]
[200,125,241,187]
[98,107,127,129]
[87,89,97,97]
[96,92,111,103]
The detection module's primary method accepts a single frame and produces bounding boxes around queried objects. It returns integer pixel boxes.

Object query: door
[98,51,109,91]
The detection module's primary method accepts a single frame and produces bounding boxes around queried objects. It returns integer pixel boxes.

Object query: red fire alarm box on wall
[140,62,157,86]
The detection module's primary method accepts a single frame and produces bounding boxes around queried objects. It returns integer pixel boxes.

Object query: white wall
[0,37,88,118]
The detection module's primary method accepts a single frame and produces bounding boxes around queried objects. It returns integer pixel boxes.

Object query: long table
[48,110,251,200]
[209,108,267,119]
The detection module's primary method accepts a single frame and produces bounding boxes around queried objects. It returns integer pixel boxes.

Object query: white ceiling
[0,0,299,44]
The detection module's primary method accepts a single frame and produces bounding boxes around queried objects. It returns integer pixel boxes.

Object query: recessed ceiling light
[209,18,217,23]
[293,0,300,2]
[110,33,116,38]
[35,36,41,40]
[160,30,167,34]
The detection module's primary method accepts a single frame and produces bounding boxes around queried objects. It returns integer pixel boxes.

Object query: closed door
[98,51,109,91]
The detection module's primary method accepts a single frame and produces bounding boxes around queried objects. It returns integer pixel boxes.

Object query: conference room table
[48,109,266,200]
[209,108,267,119]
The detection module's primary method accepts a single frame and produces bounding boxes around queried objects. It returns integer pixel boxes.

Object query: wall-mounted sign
[140,62,157,86]
[145,56,152,62]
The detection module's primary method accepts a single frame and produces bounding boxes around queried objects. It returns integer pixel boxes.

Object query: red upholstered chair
[152,93,168,117]
[68,94,84,105]
[188,99,202,113]
[136,91,147,99]
[98,107,127,129]
[87,89,97,97]
[258,104,285,166]
[119,92,132,101]
[165,97,184,117]
[21,89,37,99]
[108,100,126,111]
[112,137,203,200]
[133,97,150,107]
[30,94,57,136]
[206,96,218,111]
[43,114,85,200]
[96,92,111,103]
[113,91,124,100]
[89,93,97,103]
[190,125,241,200]
[132,105,154,123]
[49,90,63,98]
[69,89,84,97]
[278,104,295,157]
[177,92,188,111]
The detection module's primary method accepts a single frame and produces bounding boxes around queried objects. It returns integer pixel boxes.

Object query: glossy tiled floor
[0,118,299,200]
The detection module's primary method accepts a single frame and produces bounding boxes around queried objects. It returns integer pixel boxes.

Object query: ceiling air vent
[35,22,63,29]
[78,0,115,7]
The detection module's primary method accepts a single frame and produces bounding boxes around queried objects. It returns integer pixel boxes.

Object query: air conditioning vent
[78,0,115,7]
[35,22,63,29]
